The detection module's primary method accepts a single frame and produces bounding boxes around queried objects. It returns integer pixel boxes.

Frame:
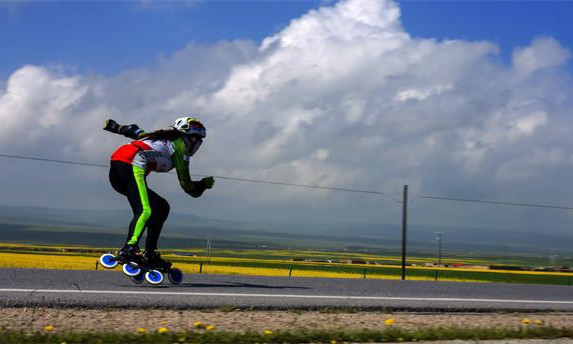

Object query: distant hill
[0,204,571,254]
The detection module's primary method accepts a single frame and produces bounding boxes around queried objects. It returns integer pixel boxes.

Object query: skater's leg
[125,165,152,247]
[145,190,170,252]
[109,162,151,247]
[109,162,128,195]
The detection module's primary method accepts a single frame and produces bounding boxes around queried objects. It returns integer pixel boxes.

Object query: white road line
[0,288,572,305]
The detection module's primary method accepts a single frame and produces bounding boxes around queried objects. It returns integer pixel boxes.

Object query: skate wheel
[130,273,145,284]
[168,268,183,285]
[123,263,142,277]
[145,270,164,285]
[99,253,118,269]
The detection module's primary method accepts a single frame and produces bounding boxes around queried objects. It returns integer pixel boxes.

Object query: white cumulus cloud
[1,0,573,230]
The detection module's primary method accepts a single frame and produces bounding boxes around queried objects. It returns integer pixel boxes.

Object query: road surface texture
[1,268,572,311]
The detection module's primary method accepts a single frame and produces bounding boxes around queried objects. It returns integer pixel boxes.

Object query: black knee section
[153,197,170,223]
[160,199,170,221]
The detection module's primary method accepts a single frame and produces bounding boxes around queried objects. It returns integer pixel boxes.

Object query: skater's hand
[200,176,214,189]
[187,177,214,198]
[104,119,143,139]
[103,119,120,133]
[119,124,144,140]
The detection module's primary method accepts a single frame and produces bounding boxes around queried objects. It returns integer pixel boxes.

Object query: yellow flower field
[0,243,571,285]
[0,252,96,270]
[208,248,492,265]
[0,250,564,284]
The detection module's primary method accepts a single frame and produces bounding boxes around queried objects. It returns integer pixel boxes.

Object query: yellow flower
[160,320,168,325]
[521,318,531,325]
[137,327,147,334]
[194,321,204,328]
[263,330,273,335]
[44,325,53,332]
[206,325,215,331]
[384,318,395,326]
[331,341,337,344]
[535,320,544,326]
[157,327,169,334]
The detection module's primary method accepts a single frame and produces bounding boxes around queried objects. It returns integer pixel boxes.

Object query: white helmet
[172,117,206,138]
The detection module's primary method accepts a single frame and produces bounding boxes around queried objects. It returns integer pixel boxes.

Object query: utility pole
[401,185,408,280]
[434,232,443,282]
[436,232,443,267]
[206,233,212,261]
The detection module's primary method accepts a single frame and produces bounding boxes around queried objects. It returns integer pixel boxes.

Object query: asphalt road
[1,268,572,311]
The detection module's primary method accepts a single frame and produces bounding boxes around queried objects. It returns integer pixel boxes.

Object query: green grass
[0,326,572,343]
[431,268,573,285]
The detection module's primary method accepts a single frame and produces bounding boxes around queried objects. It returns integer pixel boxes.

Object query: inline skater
[103,117,214,271]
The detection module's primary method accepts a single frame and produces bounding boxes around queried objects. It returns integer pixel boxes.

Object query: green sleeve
[172,138,194,193]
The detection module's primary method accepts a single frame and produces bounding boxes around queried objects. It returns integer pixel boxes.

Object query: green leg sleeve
[127,165,152,245]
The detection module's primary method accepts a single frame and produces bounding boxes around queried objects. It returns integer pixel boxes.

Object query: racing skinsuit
[109,138,194,251]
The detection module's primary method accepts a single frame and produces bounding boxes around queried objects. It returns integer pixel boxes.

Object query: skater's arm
[172,139,214,198]
[103,119,146,140]
[172,141,194,193]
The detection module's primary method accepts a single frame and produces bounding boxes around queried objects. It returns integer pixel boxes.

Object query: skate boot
[117,245,144,266]
[144,250,172,271]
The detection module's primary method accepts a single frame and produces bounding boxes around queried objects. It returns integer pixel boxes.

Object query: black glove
[201,176,215,189]
[103,119,120,134]
[119,124,144,140]
[104,119,143,140]
[188,177,215,198]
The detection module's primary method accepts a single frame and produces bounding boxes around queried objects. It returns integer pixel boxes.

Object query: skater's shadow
[132,282,311,290]
[192,281,310,290]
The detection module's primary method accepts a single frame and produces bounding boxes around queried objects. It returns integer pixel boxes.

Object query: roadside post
[437,232,443,267]
[401,185,408,280]
[435,232,443,281]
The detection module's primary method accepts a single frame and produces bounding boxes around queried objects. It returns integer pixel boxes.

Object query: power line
[413,195,573,211]
[210,174,401,202]
[0,153,401,203]
[0,154,108,168]
[4,153,573,210]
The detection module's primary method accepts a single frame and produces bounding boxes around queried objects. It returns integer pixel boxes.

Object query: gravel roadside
[1,307,572,334]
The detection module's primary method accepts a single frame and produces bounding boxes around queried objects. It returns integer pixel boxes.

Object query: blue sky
[1,1,571,79]
[0,1,324,77]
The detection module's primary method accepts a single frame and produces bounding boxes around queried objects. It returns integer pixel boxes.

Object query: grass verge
[0,326,572,343]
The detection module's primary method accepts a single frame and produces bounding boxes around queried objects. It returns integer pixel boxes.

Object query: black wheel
[130,272,145,284]
[168,268,183,285]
